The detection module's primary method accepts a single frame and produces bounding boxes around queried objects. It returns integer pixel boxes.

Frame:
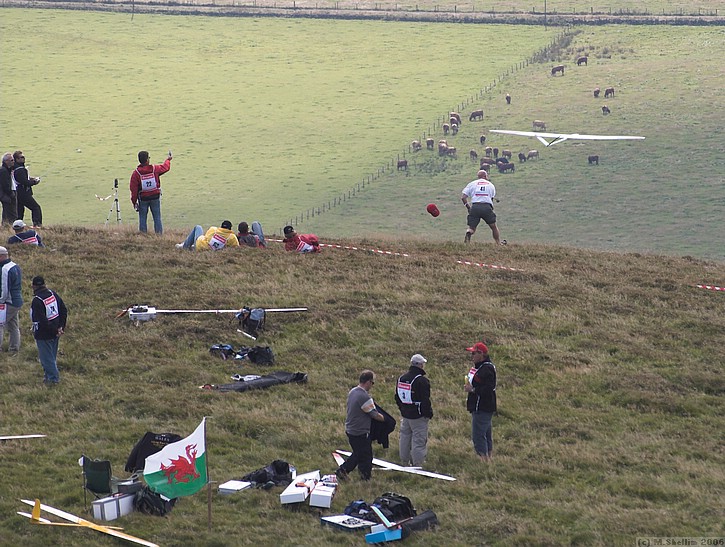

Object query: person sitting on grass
[176,220,239,251]
[8,220,44,247]
[282,225,320,253]
[237,221,266,248]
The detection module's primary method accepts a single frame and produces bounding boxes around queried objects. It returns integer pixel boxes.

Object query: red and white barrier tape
[696,284,725,292]
[456,260,524,272]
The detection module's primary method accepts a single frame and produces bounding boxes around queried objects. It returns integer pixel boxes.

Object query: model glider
[18,499,158,547]
[117,305,308,322]
[489,129,645,147]
[332,452,421,471]
[334,450,456,481]
[0,434,46,441]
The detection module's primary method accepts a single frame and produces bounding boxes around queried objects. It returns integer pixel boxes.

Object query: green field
[1,10,724,263]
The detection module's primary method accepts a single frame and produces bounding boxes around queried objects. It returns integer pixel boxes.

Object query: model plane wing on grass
[0,434,46,441]
[18,499,158,547]
[489,129,646,147]
[334,450,456,481]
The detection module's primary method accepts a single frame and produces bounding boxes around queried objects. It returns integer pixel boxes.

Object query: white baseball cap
[410,354,427,366]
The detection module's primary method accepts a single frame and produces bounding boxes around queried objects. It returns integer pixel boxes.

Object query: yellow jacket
[195,227,240,251]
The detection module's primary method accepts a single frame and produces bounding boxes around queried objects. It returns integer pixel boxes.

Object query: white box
[320,514,377,531]
[309,484,336,508]
[279,470,319,505]
[218,480,252,494]
[92,493,135,521]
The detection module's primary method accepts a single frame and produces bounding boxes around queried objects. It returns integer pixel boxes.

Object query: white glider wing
[489,129,645,147]
[335,450,456,481]
[0,434,46,441]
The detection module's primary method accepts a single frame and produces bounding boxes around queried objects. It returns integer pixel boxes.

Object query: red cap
[426,203,440,217]
[466,342,489,354]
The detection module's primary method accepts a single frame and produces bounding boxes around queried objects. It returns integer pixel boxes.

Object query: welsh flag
[143,418,207,498]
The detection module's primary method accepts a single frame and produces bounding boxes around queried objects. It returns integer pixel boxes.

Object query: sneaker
[335,468,349,481]
[464,232,472,243]
[500,239,508,246]
[175,243,184,249]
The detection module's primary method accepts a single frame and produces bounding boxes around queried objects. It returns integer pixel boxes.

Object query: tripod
[105,178,122,225]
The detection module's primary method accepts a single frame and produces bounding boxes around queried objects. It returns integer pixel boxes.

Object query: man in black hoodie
[395,353,433,467]
[30,276,68,385]
[464,342,497,461]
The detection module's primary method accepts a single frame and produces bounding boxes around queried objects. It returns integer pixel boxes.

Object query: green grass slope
[0,227,723,546]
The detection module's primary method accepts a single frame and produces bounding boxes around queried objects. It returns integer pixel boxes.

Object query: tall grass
[0,226,723,545]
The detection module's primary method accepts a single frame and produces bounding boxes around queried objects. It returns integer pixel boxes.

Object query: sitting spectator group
[176,221,320,253]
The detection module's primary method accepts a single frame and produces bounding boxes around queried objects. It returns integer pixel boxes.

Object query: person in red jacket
[282,225,320,253]
[130,150,172,234]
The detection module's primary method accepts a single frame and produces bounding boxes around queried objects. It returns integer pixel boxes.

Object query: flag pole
[204,417,212,532]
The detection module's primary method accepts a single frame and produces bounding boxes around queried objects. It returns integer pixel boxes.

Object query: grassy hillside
[0,226,723,546]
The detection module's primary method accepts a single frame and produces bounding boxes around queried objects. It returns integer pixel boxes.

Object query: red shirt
[130,158,171,205]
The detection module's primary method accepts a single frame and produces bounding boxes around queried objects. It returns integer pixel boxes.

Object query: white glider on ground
[18,499,158,547]
[489,129,646,147]
[0,434,46,441]
[334,450,456,481]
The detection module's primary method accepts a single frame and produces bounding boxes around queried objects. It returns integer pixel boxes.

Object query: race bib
[467,366,478,385]
[43,294,59,320]
[397,381,413,404]
[0,303,6,326]
[139,172,158,191]
[208,233,228,250]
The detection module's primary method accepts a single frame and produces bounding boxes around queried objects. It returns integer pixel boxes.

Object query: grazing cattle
[470,149,478,161]
[501,149,512,159]
[506,93,511,105]
[484,146,493,157]
[443,123,450,135]
[480,157,495,168]
[451,123,459,135]
[397,159,408,170]
[411,140,422,152]
[527,149,539,160]
[533,120,546,131]
[426,137,435,150]
[588,155,599,165]
[518,152,527,163]
[450,112,462,125]
[469,109,484,121]
[593,87,601,98]
[577,56,588,66]
[480,135,487,145]
[551,64,565,76]
[496,156,509,164]
[602,105,611,115]
[492,147,499,158]
[604,87,615,98]
[446,147,457,158]
[497,162,515,173]
[438,140,449,156]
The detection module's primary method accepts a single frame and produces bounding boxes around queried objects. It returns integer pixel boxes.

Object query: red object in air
[426,204,440,217]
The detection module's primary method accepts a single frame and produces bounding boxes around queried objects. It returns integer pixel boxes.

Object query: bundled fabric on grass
[209,344,274,364]
[370,404,396,448]
[241,460,294,488]
[125,432,183,473]
[213,371,307,393]
[133,486,177,516]
[143,418,207,499]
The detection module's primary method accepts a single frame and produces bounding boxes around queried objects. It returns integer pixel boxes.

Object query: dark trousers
[17,190,42,226]
[341,432,373,480]
[1,194,17,225]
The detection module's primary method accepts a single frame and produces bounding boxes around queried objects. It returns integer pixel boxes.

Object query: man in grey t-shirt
[335,369,385,481]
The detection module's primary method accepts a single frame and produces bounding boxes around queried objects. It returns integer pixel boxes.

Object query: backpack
[247,345,274,365]
[134,486,176,516]
[209,344,236,360]
[241,459,293,487]
[371,492,416,523]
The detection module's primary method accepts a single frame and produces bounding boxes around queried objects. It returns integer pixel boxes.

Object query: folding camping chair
[81,454,119,510]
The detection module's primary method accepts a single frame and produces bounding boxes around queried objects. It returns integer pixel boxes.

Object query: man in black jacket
[465,342,497,461]
[12,151,42,227]
[0,153,17,226]
[394,354,433,467]
[30,276,68,385]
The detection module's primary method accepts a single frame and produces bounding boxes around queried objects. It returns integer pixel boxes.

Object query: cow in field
[602,105,610,115]
[450,112,462,125]
[506,93,511,105]
[451,123,459,135]
[518,152,527,163]
[469,109,484,121]
[470,149,478,161]
[443,123,450,135]
[446,147,457,158]
[577,56,588,66]
[438,140,449,156]
[533,120,546,131]
[527,149,539,160]
[484,146,493,157]
[492,147,499,158]
[593,87,601,98]
[588,155,599,165]
[501,149,512,159]
[551,64,565,76]
[397,159,408,170]
[480,135,487,145]
[604,87,615,98]
[411,140,422,152]
[498,161,515,173]
[426,138,435,150]
[480,157,495,168]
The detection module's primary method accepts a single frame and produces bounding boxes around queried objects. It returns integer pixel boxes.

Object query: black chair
[81,455,117,510]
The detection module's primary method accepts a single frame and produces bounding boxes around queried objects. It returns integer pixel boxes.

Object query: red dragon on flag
[160,444,200,484]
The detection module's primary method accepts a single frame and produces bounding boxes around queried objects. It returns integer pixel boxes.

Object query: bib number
[208,233,228,250]
[140,172,157,192]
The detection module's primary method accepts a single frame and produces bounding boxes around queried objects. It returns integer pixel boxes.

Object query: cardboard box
[279,470,319,505]
[218,480,252,494]
[309,484,336,508]
[92,493,135,521]
[320,514,377,531]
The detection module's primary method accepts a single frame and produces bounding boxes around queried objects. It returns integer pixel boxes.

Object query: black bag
[241,459,293,487]
[134,486,176,516]
[400,509,438,538]
[343,499,373,520]
[247,346,274,365]
[371,492,416,523]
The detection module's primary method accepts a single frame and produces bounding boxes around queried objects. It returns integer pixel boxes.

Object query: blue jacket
[0,258,23,307]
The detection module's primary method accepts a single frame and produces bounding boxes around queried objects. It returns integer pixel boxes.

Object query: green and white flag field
[143,418,207,498]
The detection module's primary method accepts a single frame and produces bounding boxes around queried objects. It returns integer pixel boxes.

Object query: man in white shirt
[461,170,506,245]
